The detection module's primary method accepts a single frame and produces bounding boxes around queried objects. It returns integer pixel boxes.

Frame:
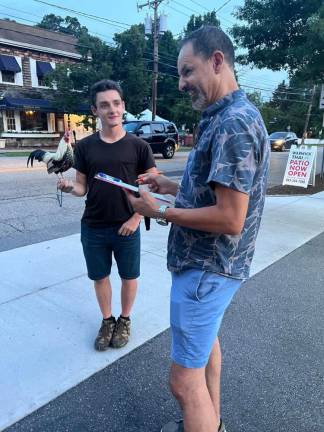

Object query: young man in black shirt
[58,79,157,350]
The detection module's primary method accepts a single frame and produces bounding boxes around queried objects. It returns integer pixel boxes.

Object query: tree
[40,15,113,129]
[37,14,87,36]
[183,11,220,35]
[112,24,151,114]
[246,91,263,110]
[231,0,323,82]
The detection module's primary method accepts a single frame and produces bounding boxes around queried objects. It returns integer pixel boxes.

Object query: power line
[33,0,131,30]
[188,0,209,11]
[165,4,191,18]
[0,3,44,19]
[171,0,200,14]
[215,0,233,14]
[0,12,39,25]
[239,80,313,96]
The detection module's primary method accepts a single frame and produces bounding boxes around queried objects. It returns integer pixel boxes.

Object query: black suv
[123,120,179,159]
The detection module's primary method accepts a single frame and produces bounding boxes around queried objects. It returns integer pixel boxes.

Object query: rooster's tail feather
[27,149,46,167]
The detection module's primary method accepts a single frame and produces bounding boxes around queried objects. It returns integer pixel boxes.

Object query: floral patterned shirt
[167,90,270,280]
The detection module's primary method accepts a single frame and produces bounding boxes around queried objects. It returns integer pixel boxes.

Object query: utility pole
[301,84,317,145]
[137,0,166,120]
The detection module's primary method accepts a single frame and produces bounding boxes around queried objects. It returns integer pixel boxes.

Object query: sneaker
[160,418,226,432]
[110,316,131,348]
[94,317,116,351]
[160,419,184,432]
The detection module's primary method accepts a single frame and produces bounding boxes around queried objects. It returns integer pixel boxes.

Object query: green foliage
[184,11,220,35]
[231,0,323,82]
[246,91,263,109]
[112,24,150,114]
[37,14,87,36]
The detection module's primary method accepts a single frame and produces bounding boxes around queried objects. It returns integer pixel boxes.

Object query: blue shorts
[81,222,140,281]
[170,269,241,368]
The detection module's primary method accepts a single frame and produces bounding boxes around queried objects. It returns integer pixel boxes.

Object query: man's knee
[94,276,109,288]
[169,363,205,402]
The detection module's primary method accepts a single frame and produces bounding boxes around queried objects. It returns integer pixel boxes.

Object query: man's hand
[118,213,142,236]
[137,173,178,196]
[125,190,159,219]
[57,178,74,193]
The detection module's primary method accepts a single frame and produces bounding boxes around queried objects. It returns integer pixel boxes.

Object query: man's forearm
[71,181,87,197]
[131,212,142,222]
[164,206,244,235]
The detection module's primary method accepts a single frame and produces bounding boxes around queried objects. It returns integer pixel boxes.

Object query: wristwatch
[156,204,170,226]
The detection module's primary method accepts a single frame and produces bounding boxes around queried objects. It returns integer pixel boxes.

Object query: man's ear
[212,51,224,73]
[91,105,97,116]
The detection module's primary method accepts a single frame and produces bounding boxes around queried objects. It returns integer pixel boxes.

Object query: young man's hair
[90,79,124,107]
[181,26,235,69]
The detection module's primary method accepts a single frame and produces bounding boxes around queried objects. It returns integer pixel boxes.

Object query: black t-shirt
[73,132,156,227]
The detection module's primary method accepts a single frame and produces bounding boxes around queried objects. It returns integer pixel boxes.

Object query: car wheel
[162,143,175,159]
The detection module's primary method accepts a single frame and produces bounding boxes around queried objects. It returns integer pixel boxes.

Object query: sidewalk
[1,192,324,431]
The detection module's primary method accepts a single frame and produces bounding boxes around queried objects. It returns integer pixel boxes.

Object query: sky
[0,0,288,100]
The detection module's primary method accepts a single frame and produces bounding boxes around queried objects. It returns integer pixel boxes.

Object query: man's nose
[178,76,185,92]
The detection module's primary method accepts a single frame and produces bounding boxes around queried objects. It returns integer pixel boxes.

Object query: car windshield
[123,122,139,133]
[269,132,288,139]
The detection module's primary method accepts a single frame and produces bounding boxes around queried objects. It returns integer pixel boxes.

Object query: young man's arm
[118,166,160,236]
[57,170,87,197]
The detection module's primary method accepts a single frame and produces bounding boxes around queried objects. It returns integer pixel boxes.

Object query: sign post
[282,145,317,188]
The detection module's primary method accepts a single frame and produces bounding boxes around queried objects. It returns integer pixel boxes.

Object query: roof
[0,19,82,59]
[138,109,168,122]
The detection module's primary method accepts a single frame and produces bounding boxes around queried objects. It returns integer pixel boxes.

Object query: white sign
[282,145,317,188]
[320,84,324,110]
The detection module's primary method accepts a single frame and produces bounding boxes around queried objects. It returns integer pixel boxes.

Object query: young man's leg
[94,276,112,319]
[111,227,141,348]
[121,278,138,317]
[81,223,115,351]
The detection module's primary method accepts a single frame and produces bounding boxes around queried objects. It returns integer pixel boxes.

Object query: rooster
[27,130,74,206]
[27,130,73,176]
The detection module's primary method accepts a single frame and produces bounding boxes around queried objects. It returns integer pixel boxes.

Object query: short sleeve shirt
[167,90,270,280]
[73,132,156,227]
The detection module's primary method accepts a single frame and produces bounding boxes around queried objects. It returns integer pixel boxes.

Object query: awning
[0,97,53,111]
[0,97,90,114]
[0,55,21,72]
[36,61,53,77]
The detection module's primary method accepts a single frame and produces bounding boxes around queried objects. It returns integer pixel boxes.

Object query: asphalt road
[1,148,323,252]
[0,153,187,252]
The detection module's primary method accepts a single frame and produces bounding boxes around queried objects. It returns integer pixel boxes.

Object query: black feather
[27,149,46,167]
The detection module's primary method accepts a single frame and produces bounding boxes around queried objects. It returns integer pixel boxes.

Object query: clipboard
[94,172,173,205]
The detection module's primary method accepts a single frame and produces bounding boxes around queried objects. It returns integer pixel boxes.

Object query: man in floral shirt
[127,26,270,432]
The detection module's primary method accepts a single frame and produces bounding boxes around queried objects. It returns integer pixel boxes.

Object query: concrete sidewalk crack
[0,273,87,307]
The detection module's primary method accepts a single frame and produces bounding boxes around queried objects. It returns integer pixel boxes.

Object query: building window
[6,110,16,130]
[36,61,53,87]
[20,111,48,131]
[2,71,15,83]
[0,55,21,84]
[37,76,47,87]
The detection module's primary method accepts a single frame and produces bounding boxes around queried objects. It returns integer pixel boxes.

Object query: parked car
[123,120,179,159]
[269,131,298,151]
